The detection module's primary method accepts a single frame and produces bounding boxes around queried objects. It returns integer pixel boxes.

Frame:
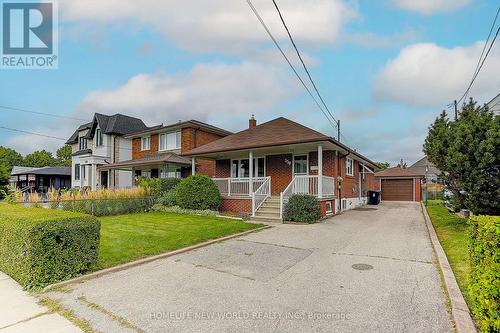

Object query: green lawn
[425,202,470,304]
[97,212,262,269]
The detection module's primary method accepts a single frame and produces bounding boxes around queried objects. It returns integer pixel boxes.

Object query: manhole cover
[352,263,373,270]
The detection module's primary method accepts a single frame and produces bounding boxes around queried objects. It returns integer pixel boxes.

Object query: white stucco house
[66,113,148,190]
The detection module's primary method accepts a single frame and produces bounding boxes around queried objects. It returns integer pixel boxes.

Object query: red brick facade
[266,154,293,194]
[220,198,252,213]
[131,126,226,177]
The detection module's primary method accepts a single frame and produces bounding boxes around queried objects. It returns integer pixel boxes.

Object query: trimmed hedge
[175,175,221,211]
[0,204,100,289]
[283,194,321,223]
[139,177,181,198]
[157,190,177,207]
[60,198,153,216]
[468,215,500,332]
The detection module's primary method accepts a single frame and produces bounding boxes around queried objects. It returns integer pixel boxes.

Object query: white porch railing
[280,175,336,218]
[212,177,268,196]
[252,177,271,216]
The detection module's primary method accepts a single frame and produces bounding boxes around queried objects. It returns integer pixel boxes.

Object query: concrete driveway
[46,202,452,332]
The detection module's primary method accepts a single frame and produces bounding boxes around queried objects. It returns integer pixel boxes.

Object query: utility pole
[454,100,458,120]
[337,119,340,142]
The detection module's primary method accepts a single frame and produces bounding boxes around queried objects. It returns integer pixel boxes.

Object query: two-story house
[66,113,148,190]
[99,120,232,183]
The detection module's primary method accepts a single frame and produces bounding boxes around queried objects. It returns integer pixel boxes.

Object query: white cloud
[76,62,300,130]
[373,42,500,107]
[392,0,471,15]
[345,28,421,49]
[60,0,357,54]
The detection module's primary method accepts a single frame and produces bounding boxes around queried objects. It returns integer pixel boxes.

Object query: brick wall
[339,156,360,198]
[220,198,252,213]
[308,150,336,177]
[415,178,422,201]
[364,172,380,192]
[132,134,159,159]
[266,154,292,194]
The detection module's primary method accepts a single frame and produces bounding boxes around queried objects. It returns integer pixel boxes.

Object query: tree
[424,100,499,215]
[22,150,55,168]
[55,145,72,167]
[0,165,10,198]
[376,162,390,170]
[0,146,23,172]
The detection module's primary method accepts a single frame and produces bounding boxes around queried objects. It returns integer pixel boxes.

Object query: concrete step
[260,202,280,209]
[257,207,281,214]
[250,215,282,223]
[255,212,281,219]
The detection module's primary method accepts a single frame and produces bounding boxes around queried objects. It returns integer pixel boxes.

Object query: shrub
[139,177,180,198]
[175,175,221,211]
[283,194,321,223]
[0,204,100,289]
[151,204,218,216]
[157,190,177,207]
[468,215,500,332]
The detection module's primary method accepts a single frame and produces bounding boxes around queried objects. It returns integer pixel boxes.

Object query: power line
[0,105,87,122]
[271,0,337,124]
[0,126,134,151]
[458,7,500,104]
[246,0,339,133]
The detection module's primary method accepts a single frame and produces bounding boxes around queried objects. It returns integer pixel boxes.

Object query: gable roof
[408,156,440,176]
[184,117,378,168]
[99,152,191,170]
[185,117,330,155]
[375,167,423,178]
[124,119,232,138]
[66,113,148,144]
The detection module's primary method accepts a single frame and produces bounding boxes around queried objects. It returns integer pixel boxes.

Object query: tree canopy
[56,145,72,167]
[0,146,23,172]
[423,99,499,215]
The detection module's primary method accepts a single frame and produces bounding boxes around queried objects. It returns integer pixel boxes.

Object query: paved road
[46,202,452,332]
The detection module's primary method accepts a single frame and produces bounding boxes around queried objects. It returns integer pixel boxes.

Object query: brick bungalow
[100,120,232,181]
[184,117,380,222]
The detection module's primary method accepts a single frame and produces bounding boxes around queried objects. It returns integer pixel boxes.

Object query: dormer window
[95,129,103,146]
[141,136,151,151]
[159,130,181,151]
[79,137,88,150]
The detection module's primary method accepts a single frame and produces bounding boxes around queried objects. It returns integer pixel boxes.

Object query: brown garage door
[381,179,413,201]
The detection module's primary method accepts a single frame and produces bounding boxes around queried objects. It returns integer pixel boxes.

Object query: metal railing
[252,177,271,216]
[212,177,268,196]
[279,175,336,218]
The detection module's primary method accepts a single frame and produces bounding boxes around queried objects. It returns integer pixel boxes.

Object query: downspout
[337,151,350,213]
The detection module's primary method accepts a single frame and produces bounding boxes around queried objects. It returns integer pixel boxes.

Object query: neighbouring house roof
[71,149,92,156]
[99,152,191,170]
[124,119,233,138]
[408,156,440,176]
[486,92,500,114]
[183,117,378,168]
[66,113,148,144]
[375,167,423,178]
[11,166,71,176]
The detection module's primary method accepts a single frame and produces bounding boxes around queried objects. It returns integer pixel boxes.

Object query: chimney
[249,114,257,128]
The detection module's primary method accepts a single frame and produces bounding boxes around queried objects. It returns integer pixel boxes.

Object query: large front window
[231,158,265,178]
[159,130,181,151]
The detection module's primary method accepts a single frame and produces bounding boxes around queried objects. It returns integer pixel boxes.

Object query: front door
[100,171,108,189]
[293,155,308,194]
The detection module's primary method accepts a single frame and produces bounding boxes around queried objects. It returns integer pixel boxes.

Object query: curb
[44,225,271,292]
[420,202,476,333]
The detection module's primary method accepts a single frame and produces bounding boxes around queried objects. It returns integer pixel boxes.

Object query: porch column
[91,164,97,191]
[249,151,253,196]
[318,144,323,198]
[191,157,196,176]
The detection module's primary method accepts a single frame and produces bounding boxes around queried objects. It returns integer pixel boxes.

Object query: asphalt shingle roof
[375,167,423,178]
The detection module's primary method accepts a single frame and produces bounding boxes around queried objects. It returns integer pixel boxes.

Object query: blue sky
[0,0,499,165]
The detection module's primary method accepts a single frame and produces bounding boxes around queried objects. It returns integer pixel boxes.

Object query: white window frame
[81,165,86,180]
[346,157,354,176]
[159,130,181,151]
[292,154,309,176]
[79,137,87,150]
[141,136,151,151]
[325,201,332,214]
[230,157,266,178]
[74,164,80,180]
[95,129,103,147]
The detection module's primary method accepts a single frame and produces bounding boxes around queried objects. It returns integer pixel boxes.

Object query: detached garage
[375,167,423,202]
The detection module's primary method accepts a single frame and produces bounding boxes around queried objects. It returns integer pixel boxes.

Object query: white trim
[141,135,151,151]
[346,157,354,176]
[158,130,182,152]
[292,154,309,176]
